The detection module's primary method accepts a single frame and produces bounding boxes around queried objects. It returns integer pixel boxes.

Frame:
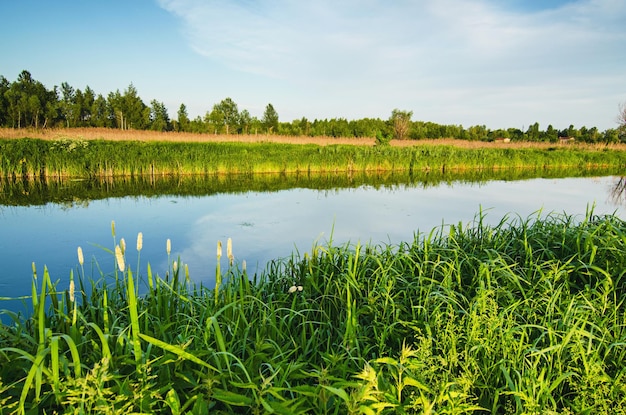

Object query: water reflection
[609,177,626,206]
[1,165,622,207]
[0,170,624,320]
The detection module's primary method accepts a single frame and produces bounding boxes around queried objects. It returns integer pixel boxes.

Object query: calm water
[0,175,623,317]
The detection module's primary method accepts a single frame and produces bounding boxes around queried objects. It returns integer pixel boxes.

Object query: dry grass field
[1,127,624,151]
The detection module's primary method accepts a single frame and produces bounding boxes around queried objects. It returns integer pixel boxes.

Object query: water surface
[1,175,623,318]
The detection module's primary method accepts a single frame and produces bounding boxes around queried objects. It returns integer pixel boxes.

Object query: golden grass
[1,127,624,151]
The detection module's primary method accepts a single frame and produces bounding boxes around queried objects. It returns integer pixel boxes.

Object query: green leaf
[211,388,254,406]
[165,389,181,415]
[138,333,218,371]
[320,385,350,403]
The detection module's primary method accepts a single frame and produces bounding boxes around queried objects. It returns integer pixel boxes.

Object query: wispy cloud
[158,0,626,128]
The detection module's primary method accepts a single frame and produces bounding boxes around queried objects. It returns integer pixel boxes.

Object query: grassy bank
[1,211,626,413]
[1,137,626,179]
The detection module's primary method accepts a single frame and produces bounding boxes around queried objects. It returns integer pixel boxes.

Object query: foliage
[390,109,413,140]
[0,70,622,143]
[2,211,626,413]
[263,103,279,134]
[375,130,392,146]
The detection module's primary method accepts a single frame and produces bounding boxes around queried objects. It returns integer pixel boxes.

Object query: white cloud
[158,0,626,129]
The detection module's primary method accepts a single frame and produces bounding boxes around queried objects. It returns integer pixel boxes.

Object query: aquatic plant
[1,137,625,180]
[1,210,626,413]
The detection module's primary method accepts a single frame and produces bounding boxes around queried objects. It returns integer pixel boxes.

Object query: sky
[1,0,625,131]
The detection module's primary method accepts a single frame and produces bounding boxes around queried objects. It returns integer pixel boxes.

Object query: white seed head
[227,238,233,265]
[115,245,125,272]
[217,240,222,259]
[173,260,178,272]
[136,232,143,252]
[242,260,247,273]
[288,285,298,294]
[166,238,171,255]
[120,238,126,254]
[69,280,75,303]
[77,247,84,266]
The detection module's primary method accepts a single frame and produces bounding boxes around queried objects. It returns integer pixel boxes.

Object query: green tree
[177,103,190,132]
[91,94,110,127]
[208,98,239,134]
[526,122,541,141]
[123,84,149,129]
[390,109,413,140]
[239,109,251,134]
[618,102,626,141]
[107,84,148,130]
[467,125,488,141]
[81,86,95,126]
[262,103,279,134]
[0,76,10,126]
[149,99,171,131]
[545,125,558,143]
[4,70,44,128]
[60,82,77,127]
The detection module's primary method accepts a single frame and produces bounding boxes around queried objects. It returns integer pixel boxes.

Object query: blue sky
[2,0,625,130]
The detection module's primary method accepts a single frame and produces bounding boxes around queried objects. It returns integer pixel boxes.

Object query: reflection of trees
[609,177,626,206]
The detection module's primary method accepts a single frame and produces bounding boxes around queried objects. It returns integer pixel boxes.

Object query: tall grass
[1,210,626,413]
[2,137,625,179]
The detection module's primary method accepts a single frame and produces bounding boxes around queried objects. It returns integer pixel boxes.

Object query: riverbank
[1,212,625,413]
[2,127,625,149]
[2,134,625,179]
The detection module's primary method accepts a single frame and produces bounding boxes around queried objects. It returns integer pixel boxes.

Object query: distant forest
[1,70,624,143]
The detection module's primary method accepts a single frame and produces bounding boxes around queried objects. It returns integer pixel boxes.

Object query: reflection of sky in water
[0,176,622,315]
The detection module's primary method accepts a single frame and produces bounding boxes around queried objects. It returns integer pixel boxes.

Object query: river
[0,173,623,318]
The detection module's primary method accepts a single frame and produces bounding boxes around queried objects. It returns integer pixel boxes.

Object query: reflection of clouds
[174,177,624,285]
[4,176,624,310]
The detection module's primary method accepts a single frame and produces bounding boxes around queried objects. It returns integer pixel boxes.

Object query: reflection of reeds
[610,176,626,206]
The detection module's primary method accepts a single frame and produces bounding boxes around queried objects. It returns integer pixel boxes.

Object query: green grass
[1,210,626,413]
[1,138,626,179]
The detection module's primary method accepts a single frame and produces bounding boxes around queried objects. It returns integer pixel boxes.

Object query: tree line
[1,70,624,143]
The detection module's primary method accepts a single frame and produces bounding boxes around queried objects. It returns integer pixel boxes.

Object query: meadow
[1,210,626,414]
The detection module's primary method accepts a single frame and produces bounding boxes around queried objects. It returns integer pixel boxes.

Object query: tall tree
[149,99,171,131]
[0,76,9,126]
[123,83,149,129]
[526,122,541,141]
[208,98,239,134]
[60,82,76,127]
[177,103,190,132]
[91,94,110,127]
[239,109,251,134]
[262,103,279,134]
[618,102,626,141]
[390,109,412,140]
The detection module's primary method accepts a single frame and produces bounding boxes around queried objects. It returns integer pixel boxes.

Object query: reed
[1,137,625,180]
[1,210,626,413]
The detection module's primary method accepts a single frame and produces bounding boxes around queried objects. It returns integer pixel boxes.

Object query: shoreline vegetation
[1,129,626,180]
[1,211,626,413]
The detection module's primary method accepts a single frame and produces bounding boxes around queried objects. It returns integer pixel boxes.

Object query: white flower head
[77,247,84,266]
[69,280,75,303]
[288,285,304,294]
